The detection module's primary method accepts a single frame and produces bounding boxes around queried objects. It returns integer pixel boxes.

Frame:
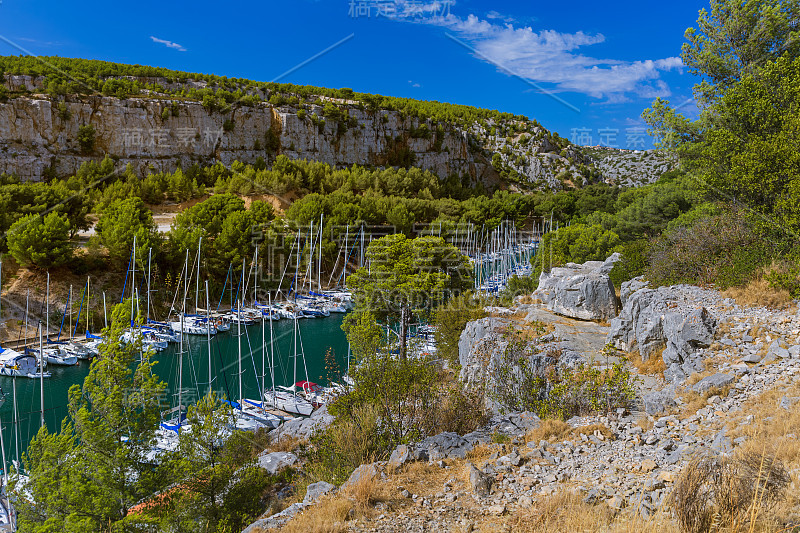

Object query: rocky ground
[243,260,800,533]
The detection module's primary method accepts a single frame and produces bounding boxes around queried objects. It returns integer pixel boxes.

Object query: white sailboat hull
[263,390,314,416]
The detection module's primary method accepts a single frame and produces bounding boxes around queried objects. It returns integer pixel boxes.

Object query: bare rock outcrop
[607,280,718,383]
[532,253,620,321]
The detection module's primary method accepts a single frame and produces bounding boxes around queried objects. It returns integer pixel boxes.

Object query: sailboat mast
[178,249,188,427]
[39,321,44,428]
[318,213,323,292]
[12,376,18,468]
[146,248,152,324]
[46,273,50,340]
[237,298,242,402]
[195,237,202,313]
[85,276,90,336]
[206,280,212,393]
[292,314,298,400]
[268,291,276,406]
[131,235,136,326]
[261,296,266,406]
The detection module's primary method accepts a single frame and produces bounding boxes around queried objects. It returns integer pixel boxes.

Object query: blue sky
[0,0,706,149]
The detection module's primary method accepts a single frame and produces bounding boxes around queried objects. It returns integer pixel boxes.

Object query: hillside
[0,57,672,189]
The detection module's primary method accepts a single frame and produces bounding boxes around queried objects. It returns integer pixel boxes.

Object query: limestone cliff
[0,74,589,187]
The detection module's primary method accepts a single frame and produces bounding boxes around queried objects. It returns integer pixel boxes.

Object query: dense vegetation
[639,0,800,295]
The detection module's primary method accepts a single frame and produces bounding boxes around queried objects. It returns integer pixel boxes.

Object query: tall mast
[318,213,323,292]
[131,235,136,327]
[178,249,188,428]
[46,273,50,340]
[206,280,212,393]
[237,298,242,402]
[85,276,90,335]
[146,248,152,324]
[253,246,258,306]
[261,294,266,406]
[13,375,18,468]
[39,320,44,428]
[195,237,202,313]
[268,291,276,406]
[292,314,298,400]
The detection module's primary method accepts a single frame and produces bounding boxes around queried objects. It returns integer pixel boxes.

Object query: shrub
[77,124,96,153]
[433,292,488,368]
[306,404,382,486]
[489,335,637,419]
[7,213,72,268]
[223,118,234,132]
[609,239,649,287]
[646,208,774,289]
[56,101,71,121]
[296,108,306,120]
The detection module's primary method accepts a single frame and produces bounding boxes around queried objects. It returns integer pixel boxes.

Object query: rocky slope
[244,262,800,532]
[584,146,677,186]
[1,74,652,190]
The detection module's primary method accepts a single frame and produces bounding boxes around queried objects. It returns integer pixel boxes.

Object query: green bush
[609,239,649,287]
[489,334,637,419]
[77,124,96,153]
[7,213,72,268]
[646,208,774,289]
[433,292,488,368]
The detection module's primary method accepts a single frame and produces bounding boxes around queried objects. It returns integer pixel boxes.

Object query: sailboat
[169,247,217,336]
[262,313,314,416]
[238,292,289,428]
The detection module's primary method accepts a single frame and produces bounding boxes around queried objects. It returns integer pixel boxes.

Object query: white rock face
[532,254,620,321]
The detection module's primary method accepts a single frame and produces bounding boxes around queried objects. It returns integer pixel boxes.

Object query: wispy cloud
[408,80,422,88]
[16,37,61,47]
[425,14,682,100]
[149,36,187,52]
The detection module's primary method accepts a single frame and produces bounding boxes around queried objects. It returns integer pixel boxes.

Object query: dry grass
[527,420,615,444]
[574,423,615,441]
[679,385,731,417]
[510,490,679,533]
[723,276,796,311]
[267,435,304,453]
[280,496,352,533]
[341,470,390,513]
[630,348,667,376]
[528,419,573,443]
[729,383,800,467]
[669,451,791,533]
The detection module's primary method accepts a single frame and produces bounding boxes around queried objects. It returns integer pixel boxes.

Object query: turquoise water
[0,314,349,466]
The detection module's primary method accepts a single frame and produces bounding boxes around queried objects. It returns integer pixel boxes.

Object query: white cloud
[431,14,682,100]
[408,80,422,88]
[149,36,187,52]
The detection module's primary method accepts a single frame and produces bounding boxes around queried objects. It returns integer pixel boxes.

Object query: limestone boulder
[532,254,620,321]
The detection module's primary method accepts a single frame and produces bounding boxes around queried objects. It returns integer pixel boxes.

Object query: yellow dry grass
[629,348,667,376]
[679,385,731,417]
[527,420,615,444]
[723,276,796,312]
[510,490,679,533]
[279,496,352,533]
[267,435,304,454]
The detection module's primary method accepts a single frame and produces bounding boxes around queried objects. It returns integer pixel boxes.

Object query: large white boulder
[532,253,620,321]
